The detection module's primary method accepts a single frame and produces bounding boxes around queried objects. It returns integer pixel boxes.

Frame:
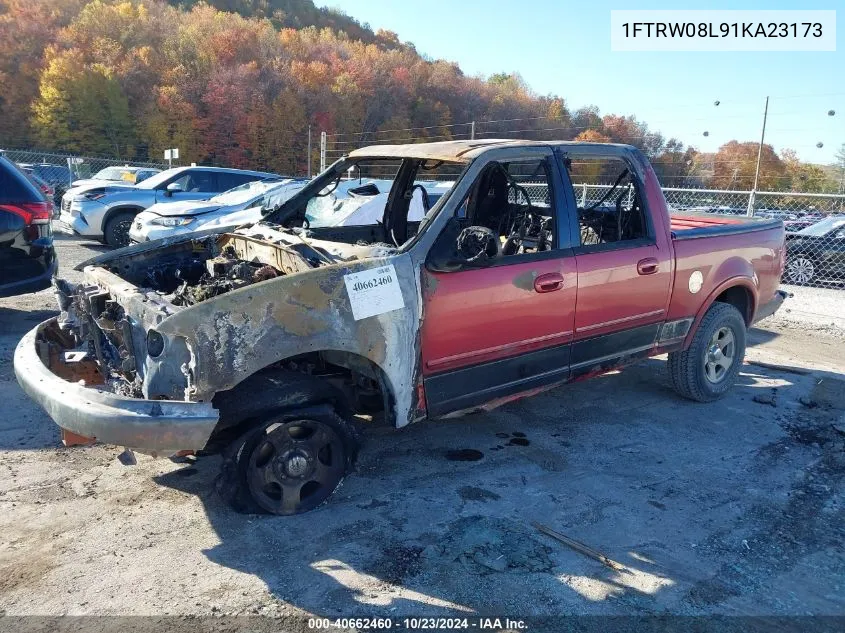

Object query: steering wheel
[411,184,431,213]
[457,226,501,263]
[500,182,538,255]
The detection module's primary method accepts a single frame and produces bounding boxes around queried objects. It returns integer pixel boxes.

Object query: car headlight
[149,216,195,227]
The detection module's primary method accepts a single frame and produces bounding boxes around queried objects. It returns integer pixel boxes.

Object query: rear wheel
[215,405,358,515]
[668,302,746,402]
[784,254,816,285]
[103,210,137,247]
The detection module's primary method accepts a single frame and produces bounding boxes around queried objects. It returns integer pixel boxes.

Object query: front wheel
[103,210,137,248]
[216,405,358,515]
[668,302,746,402]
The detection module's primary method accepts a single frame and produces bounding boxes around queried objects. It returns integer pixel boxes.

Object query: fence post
[581,183,587,207]
[470,121,476,140]
[320,131,326,173]
[307,125,312,178]
[747,191,755,217]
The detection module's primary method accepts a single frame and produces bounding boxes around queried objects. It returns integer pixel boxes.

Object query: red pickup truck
[15,140,786,515]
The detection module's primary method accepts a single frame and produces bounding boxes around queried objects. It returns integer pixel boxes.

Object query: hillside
[0,0,837,190]
[169,0,384,44]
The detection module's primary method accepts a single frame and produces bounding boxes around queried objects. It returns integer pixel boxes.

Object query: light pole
[747,96,769,217]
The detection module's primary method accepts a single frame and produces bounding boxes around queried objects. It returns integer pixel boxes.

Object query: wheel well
[714,286,753,326]
[103,206,143,229]
[205,351,393,452]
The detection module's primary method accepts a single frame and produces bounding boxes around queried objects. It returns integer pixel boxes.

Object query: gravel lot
[1,234,844,623]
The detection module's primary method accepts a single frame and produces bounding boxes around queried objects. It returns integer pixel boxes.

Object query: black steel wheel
[216,405,357,515]
[244,417,346,514]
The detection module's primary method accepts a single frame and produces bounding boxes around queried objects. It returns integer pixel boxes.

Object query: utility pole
[307,125,312,178]
[320,131,327,173]
[747,96,769,216]
[470,121,476,140]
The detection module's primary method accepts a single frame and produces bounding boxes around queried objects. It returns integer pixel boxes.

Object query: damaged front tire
[215,405,358,515]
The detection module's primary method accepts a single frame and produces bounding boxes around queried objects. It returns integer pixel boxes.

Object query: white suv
[58,166,280,247]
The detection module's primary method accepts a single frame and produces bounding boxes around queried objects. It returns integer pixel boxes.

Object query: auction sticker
[344,265,405,321]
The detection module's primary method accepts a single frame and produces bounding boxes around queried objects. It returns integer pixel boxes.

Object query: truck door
[557,150,671,376]
[420,151,577,416]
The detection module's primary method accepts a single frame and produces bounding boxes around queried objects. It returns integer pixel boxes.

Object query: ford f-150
[15,140,787,515]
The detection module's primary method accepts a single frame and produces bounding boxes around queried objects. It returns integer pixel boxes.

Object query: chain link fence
[3,144,842,324]
[0,148,168,208]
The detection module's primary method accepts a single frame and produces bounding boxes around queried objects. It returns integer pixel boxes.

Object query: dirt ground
[1,235,844,621]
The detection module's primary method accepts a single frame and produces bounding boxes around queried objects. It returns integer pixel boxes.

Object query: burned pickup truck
[16,140,787,514]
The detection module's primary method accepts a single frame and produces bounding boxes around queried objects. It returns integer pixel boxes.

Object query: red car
[16,140,786,514]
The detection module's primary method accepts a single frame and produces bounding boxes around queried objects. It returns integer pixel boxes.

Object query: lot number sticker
[344,265,405,321]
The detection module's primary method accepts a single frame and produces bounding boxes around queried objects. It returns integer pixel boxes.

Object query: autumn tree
[32,48,135,157]
[710,141,786,190]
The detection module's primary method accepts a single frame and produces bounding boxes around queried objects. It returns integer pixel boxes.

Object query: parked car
[58,166,280,247]
[783,215,845,285]
[20,169,55,200]
[71,165,161,188]
[305,179,453,228]
[17,162,72,207]
[16,140,786,515]
[0,155,56,297]
[130,178,309,243]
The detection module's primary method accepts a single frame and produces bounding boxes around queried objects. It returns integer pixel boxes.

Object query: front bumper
[57,201,105,238]
[752,289,789,324]
[14,318,219,454]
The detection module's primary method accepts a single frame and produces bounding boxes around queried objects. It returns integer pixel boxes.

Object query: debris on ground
[753,389,778,407]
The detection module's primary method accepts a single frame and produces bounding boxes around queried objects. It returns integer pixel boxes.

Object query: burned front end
[14,230,328,453]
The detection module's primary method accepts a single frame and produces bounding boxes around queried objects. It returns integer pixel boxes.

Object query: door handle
[637,258,659,275]
[534,272,564,293]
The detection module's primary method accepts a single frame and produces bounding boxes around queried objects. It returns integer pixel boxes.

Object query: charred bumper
[14,318,219,454]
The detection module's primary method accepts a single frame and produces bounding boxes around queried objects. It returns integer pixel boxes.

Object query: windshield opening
[135,169,178,190]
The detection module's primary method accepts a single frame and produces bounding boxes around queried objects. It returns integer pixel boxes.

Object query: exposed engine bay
[46,226,396,399]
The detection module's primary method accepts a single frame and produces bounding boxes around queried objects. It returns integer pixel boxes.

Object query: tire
[668,302,746,403]
[103,210,137,248]
[784,254,816,286]
[215,404,359,515]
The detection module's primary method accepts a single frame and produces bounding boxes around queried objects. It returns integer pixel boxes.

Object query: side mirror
[164,182,183,197]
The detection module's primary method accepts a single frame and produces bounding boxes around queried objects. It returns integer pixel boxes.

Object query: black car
[0,155,57,297]
[784,215,845,285]
[17,162,71,207]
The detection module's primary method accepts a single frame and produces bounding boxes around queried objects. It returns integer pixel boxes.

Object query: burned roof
[347,139,635,163]
[347,139,544,163]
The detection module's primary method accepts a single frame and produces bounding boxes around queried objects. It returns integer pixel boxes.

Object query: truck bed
[670,213,783,239]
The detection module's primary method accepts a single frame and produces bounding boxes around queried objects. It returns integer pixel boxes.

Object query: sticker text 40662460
[343,264,405,321]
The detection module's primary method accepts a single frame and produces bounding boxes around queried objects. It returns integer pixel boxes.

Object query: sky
[315,0,844,164]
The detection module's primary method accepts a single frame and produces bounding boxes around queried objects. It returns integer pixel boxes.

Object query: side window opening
[461,158,556,258]
[564,157,649,247]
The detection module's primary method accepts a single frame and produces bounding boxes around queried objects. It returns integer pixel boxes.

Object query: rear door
[557,149,671,376]
[420,149,578,416]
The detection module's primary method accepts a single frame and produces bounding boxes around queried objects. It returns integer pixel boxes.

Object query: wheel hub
[704,326,735,384]
[282,451,311,478]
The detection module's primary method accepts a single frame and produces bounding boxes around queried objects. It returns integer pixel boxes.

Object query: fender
[155,251,422,428]
[683,274,757,350]
[102,204,145,230]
